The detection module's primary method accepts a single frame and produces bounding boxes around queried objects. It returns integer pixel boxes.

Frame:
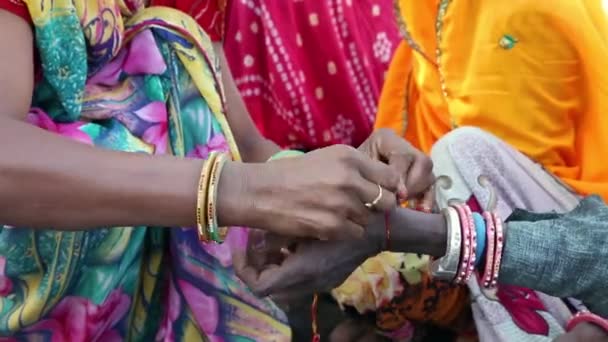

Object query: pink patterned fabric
[224,0,400,149]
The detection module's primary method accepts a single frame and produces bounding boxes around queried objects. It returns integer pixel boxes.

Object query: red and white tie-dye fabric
[224,0,400,149]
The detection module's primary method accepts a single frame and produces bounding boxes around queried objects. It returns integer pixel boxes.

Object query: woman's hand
[219,145,402,240]
[358,128,434,203]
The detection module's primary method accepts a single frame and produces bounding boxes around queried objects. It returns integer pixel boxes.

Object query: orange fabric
[375,273,469,332]
[334,252,469,335]
[376,0,608,200]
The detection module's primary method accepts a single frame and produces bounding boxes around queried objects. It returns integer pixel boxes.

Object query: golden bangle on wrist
[195,151,230,243]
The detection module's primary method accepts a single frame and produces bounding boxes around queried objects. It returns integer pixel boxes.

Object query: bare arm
[0,11,246,230]
[0,11,401,241]
[215,43,280,162]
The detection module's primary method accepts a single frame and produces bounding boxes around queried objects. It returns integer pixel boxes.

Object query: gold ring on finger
[364,184,383,209]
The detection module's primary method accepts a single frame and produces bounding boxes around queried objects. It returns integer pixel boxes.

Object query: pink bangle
[479,211,495,288]
[567,311,608,333]
[453,204,475,284]
[490,212,504,287]
[463,205,477,282]
[453,205,469,284]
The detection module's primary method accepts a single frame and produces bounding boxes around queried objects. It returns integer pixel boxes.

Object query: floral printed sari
[0,1,289,340]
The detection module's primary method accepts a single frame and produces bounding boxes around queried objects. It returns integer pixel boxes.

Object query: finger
[342,192,371,227]
[233,251,263,289]
[355,155,401,193]
[357,180,398,212]
[252,254,309,296]
[418,186,435,212]
[325,219,366,240]
[251,232,296,253]
[387,152,414,199]
[404,155,434,197]
[244,231,285,269]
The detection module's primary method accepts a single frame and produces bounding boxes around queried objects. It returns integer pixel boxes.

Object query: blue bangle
[472,212,486,265]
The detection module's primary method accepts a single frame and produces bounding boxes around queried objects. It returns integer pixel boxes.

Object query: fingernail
[398,187,408,200]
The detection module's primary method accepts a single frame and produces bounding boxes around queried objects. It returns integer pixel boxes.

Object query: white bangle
[430,207,462,281]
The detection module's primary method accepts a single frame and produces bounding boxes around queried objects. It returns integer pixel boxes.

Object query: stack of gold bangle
[196,151,230,243]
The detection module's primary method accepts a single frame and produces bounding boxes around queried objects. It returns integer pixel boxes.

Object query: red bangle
[567,311,608,333]
[311,293,320,342]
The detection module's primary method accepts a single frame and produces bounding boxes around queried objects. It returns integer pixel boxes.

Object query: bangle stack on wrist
[195,149,304,243]
[430,203,505,289]
[195,151,230,243]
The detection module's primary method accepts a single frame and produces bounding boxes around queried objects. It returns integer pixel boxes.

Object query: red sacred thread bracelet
[311,293,320,342]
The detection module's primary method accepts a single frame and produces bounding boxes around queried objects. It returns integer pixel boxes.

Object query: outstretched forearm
[381,208,447,257]
[0,118,203,229]
[0,116,257,230]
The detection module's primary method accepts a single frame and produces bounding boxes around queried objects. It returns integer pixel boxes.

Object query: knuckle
[385,169,401,188]
[404,153,415,164]
[326,195,349,214]
[423,158,434,171]
[336,170,358,190]
[334,145,358,163]
[327,216,344,230]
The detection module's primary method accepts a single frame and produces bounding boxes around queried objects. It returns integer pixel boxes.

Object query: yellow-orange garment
[376,0,608,201]
[335,0,608,336]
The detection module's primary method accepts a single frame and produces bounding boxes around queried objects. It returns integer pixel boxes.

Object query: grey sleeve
[498,196,608,317]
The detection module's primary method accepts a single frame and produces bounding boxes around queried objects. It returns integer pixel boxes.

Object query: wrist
[424,212,448,257]
[366,212,388,255]
[217,161,282,228]
[216,161,253,227]
[387,209,447,257]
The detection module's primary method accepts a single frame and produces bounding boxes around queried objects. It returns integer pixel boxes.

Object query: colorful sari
[0,1,289,340]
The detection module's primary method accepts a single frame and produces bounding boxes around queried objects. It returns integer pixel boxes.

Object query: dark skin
[237,208,608,342]
[0,10,433,241]
[234,208,446,301]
